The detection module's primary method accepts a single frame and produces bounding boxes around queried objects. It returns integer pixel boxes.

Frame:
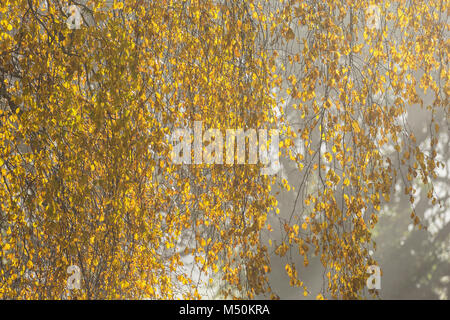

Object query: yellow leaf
[352,121,360,133]
[113,2,124,10]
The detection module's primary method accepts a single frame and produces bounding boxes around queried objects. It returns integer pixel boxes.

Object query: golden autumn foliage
[0,0,448,299]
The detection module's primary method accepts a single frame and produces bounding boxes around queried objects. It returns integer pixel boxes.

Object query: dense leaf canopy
[0,0,448,299]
